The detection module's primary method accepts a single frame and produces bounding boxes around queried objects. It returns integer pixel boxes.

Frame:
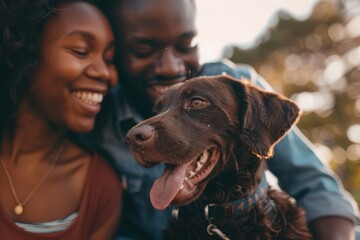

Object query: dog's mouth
[150,147,220,210]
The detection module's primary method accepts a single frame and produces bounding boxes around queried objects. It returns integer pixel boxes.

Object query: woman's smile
[71,90,104,115]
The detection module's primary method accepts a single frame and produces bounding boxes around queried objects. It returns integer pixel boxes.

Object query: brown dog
[126,75,312,239]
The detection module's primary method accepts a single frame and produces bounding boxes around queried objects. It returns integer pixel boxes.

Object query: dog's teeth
[189,171,196,178]
[195,162,203,171]
[199,152,208,164]
[185,177,189,181]
[180,184,184,190]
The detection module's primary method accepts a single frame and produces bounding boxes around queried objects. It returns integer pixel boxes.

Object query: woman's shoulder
[62,139,121,190]
[91,152,120,181]
[86,152,123,197]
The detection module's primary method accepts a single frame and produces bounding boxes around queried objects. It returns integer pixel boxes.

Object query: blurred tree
[225,0,360,204]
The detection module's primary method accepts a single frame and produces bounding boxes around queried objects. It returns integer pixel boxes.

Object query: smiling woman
[0,1,122,239]
[30,2,117,133]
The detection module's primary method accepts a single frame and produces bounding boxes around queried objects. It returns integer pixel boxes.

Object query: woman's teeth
[72,91,103,105]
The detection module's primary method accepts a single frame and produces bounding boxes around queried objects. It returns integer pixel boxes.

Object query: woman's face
[28,2,117,133]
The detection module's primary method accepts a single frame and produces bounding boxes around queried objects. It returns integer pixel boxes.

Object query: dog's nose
[126,124,155,146]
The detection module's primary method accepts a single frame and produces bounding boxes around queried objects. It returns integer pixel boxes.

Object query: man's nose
[153,48,184,76]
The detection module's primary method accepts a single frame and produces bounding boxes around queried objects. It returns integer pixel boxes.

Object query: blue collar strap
[172,175,269,221]
[204,174,268,220]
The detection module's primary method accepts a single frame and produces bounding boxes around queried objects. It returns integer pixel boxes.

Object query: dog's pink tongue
[150,163,188,210]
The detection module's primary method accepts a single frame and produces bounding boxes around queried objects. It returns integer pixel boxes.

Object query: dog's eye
[190,97,207,108]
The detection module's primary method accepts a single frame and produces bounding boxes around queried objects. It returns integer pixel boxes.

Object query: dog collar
[171,175,275,240]
[204,174,268,220]
[172,174,270,221]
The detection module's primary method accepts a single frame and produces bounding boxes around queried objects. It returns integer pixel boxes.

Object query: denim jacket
[84,59,359,240]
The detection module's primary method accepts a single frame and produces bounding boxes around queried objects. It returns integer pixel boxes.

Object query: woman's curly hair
[0,0,59,138]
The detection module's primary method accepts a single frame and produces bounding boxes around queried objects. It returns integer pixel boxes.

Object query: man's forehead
[119,0,197,35]
[120,0,195,14]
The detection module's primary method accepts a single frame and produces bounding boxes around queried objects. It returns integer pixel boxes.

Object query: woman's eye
[71,48,88,57]
[190,97,207,108]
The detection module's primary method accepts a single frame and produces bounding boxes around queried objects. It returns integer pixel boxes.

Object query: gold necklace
[0,142,66,216]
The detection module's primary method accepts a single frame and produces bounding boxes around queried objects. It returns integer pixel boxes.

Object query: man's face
[117,0,201,105]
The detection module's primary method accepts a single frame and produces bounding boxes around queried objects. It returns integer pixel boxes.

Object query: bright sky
[196,0,321,62]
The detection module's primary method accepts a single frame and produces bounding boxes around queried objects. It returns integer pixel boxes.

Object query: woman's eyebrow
[66,30,115,48]
[66,30,95,41]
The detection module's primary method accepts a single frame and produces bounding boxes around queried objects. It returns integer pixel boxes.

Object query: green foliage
[226,0,360,204]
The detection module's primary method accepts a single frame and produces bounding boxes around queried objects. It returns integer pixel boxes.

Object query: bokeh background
[196,0,360,205]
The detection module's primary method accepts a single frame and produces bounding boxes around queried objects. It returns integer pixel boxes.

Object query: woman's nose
[86,58,111,82]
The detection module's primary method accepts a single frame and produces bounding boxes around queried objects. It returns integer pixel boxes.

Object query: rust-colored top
[0,153,122,240]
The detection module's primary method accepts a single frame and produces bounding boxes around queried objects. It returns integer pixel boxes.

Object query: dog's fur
[126,75,312,239]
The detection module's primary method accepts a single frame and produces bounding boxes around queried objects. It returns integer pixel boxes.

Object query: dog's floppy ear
[224,76,301,159]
